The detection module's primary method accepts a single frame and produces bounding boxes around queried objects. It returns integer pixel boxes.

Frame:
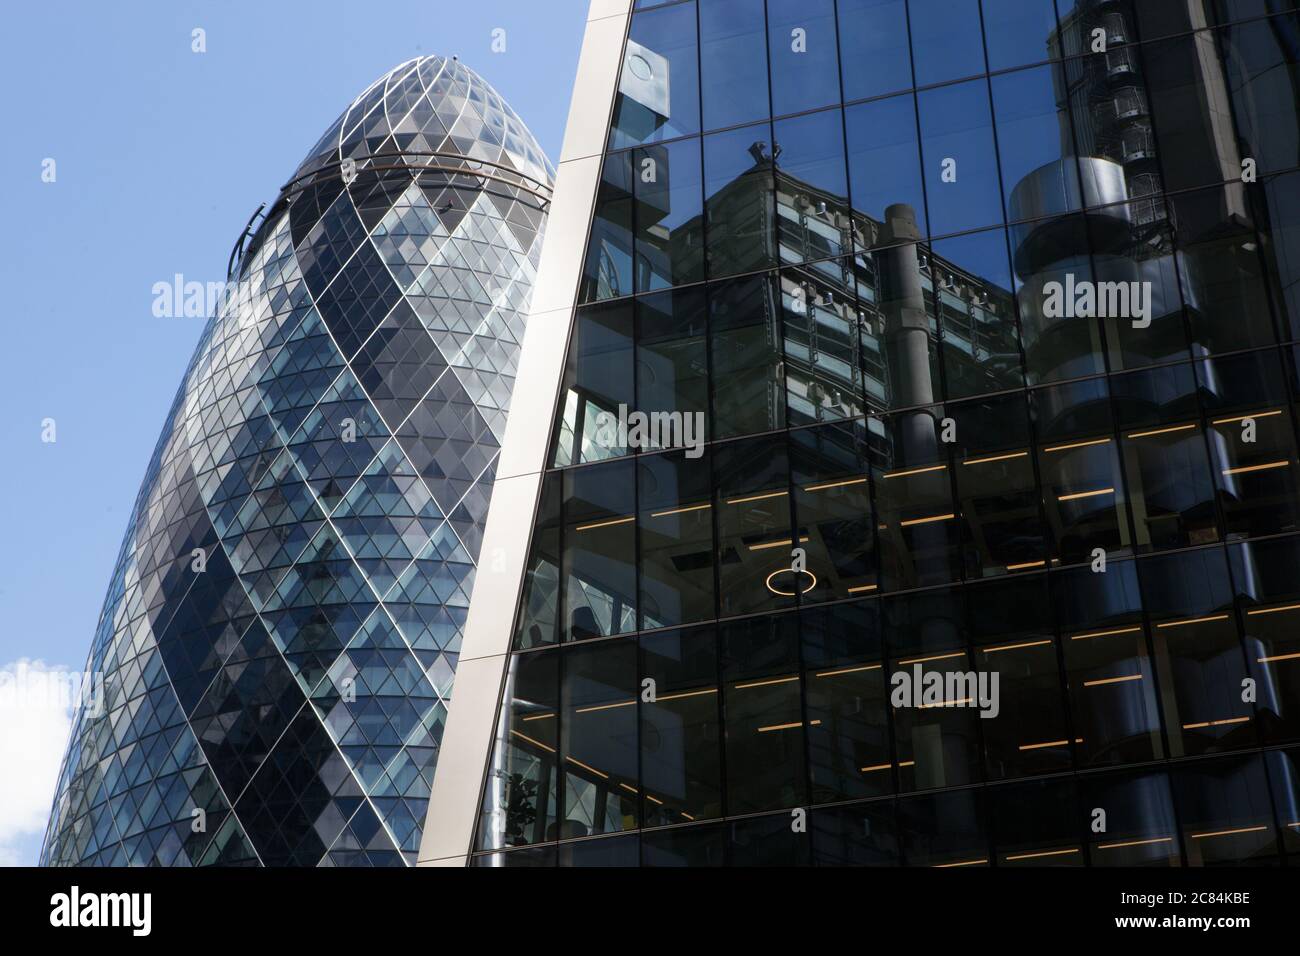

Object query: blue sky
[0,0,588,866]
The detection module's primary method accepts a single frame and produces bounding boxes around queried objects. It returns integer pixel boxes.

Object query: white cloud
[0,659,77,866]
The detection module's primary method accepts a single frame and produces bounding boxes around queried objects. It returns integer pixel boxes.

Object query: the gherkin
[41,56,552,866]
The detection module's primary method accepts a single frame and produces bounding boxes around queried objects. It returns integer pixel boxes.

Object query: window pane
[635,138,705,291]
[720,615,807,812]
[1052,0,1141,58]
[515,472,561,649]
[474,846,556,867]
[714,434,796,615]
[477,649,559,850]
[931,227,1024,399]
[640,627,723,825]
[1173,755,1280,865]
[563,459,637,640]
[1055,560,1166,767]
[1112,362,1220,553]
[918,79,1004,236]
[1200,352,1300,541]
[1232,537,1300,745]
[768,0,841,116]
[993,64,1082,226]
[950,391,1047,575]
[580,152,633,303]
[1032,376,1135,562]
[837,0,913,100]
[874,407,962,589]
[640,822,727,864]
[638,449,716,628]
[1255,171,1300,341]
[846,94,926,242]
[885,589,984,791]
[898,788,989,867]
[803,601,892,800]
[859,241,944,411]
[981,0,1061,71]
[1144,31,1252,192]
[1096,198,1188,372]
[774,108,849,266]
[551,300,635,468]
[1172,183,1277,354]
[1265,748,1300,858]
[561,639,638,837]
[1078,768,1181,866]
[704,122,777,278]
[1219,15,1300,181]
[708,273,786,438]
[812,802,900,865]
[781,262,866,425]
[1142,549,1256,757]
[1132,0,1288,39]
[636,287,710,448]
[699,0,770,130]
[611,1,702,149]
[970,577,1072,778]
[909,0,988,87]
[791,421,877,599]
[728,812,812,864]
[1014,214,1107,384]
[560,834,640,866]
[992,777,1084,865]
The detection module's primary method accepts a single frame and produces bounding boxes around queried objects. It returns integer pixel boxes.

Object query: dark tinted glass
[704,122,777,278]
[699,0,770,130]
[768,0,842,116]
[909,0,988,86]
[611,1,702,148]
[837,0,913,100]
[918,79,1003,236]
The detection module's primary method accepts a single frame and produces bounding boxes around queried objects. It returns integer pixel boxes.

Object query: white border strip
[417,0,632,866]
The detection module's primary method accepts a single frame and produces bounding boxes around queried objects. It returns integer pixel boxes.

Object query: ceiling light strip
[803,477,868,493]
[1044,437,1111,453]
[963,451,1029,466]
[1157,614,1229,629]
[650,503,712,518]
[1083,674,1143,687]
[1058,487,1114,502]
[1126,423,1197,439]
[574,515,635,532]
[725,490,788,505]
[1223,460,1291,476]
[1211,409,1281,425]
[882,464,947,480]
[900,512,956,527]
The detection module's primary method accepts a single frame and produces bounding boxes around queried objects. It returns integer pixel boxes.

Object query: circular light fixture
[629,54,653,81]
[765,568,817,597]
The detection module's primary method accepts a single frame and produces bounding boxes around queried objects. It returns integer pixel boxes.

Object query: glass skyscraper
[41,55,552,866]
[424,0,1300,867]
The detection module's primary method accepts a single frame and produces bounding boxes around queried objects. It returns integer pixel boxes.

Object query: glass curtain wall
[481,0,1300,866]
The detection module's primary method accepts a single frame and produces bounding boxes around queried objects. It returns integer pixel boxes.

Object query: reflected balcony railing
[1107,47,1139,78]
[1121,123,1156,162]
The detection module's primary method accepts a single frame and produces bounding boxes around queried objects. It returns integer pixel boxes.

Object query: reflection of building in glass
[418,0,1300,868]
[42,56,551,866]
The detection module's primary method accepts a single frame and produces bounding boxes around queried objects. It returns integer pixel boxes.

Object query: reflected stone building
[42,56,552,866]
[418,0,1300,867]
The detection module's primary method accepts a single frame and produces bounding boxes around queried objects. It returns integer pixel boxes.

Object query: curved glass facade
[42,55,552,866]
[477,0,1300,866]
